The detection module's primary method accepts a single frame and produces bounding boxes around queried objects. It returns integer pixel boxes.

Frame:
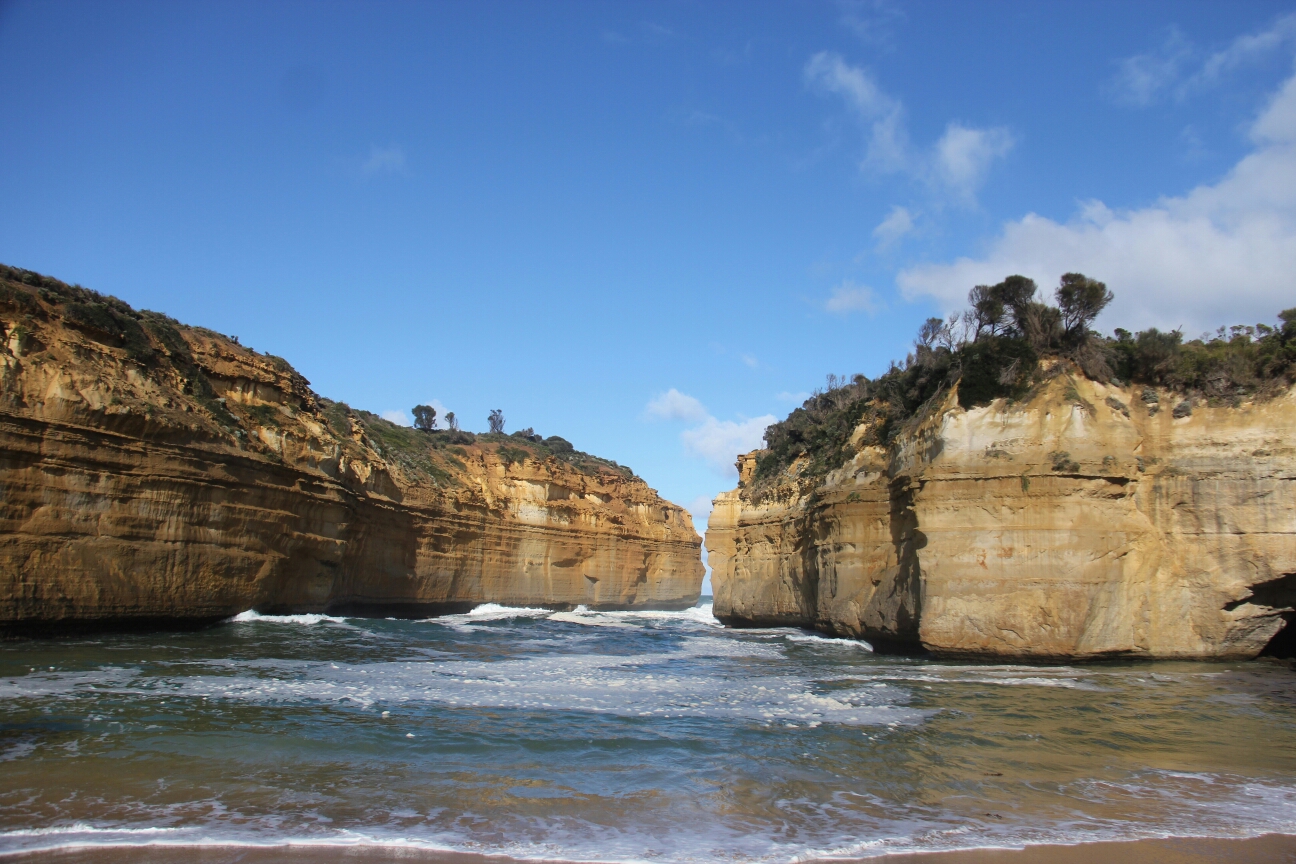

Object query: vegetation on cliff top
[358,409,636,481]
[755,274,1296,486]
[0,263,273,436]
[0,263,635,484]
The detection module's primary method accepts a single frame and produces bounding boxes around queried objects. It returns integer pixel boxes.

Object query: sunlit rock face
[708,375,1296,660]
[0,275,703,633]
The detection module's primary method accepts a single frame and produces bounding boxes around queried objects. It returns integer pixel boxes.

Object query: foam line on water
[2,650,921,726]
[0,824,185,839]
[230,610,348,625]
[465,603,552,619]
[432,602,720,632]
[179,652,922,725]
[431,604,554,630]
[784,631,873,650]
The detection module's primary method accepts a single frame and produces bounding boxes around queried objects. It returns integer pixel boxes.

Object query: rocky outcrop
[709,372,1296,660]
[0,270,703,633]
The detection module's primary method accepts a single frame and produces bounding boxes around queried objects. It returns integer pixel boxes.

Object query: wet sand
[5,835,1296,864]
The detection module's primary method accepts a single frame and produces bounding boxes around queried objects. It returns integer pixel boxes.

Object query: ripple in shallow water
[1,602,1295,862]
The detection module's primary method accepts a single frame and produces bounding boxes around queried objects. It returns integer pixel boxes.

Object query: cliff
[709,372,1296,660]
[0,267,703,634]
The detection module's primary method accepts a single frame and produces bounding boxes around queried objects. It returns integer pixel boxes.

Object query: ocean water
[2,600,1295,862]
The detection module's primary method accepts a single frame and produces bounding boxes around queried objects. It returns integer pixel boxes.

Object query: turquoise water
[2,601,1295,861]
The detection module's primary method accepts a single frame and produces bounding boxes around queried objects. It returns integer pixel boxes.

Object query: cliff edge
[709,274,1296,661]
[709,375,1296,660]
[0,266,704,633]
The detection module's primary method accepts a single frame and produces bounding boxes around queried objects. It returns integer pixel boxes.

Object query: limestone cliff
[0,267,703,633]
[709,372,1296,660]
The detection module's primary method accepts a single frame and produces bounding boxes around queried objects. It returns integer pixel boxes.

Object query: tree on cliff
[916,317,945,349]
[488,409,505,433]
[412,404,437,431]
[444,411,458,431]
[970,276,1036,339]
[1056,273,1114,338]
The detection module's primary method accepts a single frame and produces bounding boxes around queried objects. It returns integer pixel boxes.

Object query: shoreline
[4,835,1296,864]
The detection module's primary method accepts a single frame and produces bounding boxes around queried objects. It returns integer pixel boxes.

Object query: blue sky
[4,0,1296,580]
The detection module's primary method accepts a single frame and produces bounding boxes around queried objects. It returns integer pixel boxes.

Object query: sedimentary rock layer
[0,273,703,632]
[708,373,1296,660]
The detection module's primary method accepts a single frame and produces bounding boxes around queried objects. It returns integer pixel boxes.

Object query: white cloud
[381,410,410,426]
[1198,13,1296,84]
[804,51,908,173]
[872,205,914,248]
[776,390,811,404]
[804,52,1012,202]
[1252,71,1296,142]
[1110,28,1193,106]
[837,0,904,46]
[644,388,708,422]
[362,145,406,175]
[825,280,881,315]
[681,415,777,477]
[898,68,1296,334]
[1110,15,1296,106]
[740,353,759,368]
[645,390,776,478]
[932,124,1015,202]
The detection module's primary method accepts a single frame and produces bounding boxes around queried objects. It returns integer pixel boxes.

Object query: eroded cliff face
[0,273,703,632]
[709,372,1296,660]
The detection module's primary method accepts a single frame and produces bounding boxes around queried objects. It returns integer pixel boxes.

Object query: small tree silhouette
[1056,273,1113,336]
[488,409,505,433]
[444,411,458,431]
[412,404,437,431]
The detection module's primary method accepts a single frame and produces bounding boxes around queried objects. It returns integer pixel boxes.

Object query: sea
[2,599,1295,862]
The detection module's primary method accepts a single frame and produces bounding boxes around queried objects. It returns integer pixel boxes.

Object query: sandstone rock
[0,274,703,633]
[708,373,1296,660]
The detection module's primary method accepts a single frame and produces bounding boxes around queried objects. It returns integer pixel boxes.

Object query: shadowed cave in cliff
[1244,573,1296,659]
[1266,616,1296,659]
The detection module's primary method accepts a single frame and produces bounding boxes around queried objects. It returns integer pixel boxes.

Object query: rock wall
[708,373,1296,660]
[0,273,703,633]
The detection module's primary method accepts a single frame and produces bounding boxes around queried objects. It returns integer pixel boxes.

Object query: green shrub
[265,354,297,376]
[245,403,283,428]
[353,410,460,486]
[0,282,39,312]
[497,445,530,466]
[1049,451,1080,472]
[955,337,1036,409]
[544,435,574,455]
[1110,312,1296,397]
[322,401,354,438]
[59,299,154,362]
[139,311,190,359]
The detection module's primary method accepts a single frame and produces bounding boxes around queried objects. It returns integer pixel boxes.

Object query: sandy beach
[5,835,1296,864]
